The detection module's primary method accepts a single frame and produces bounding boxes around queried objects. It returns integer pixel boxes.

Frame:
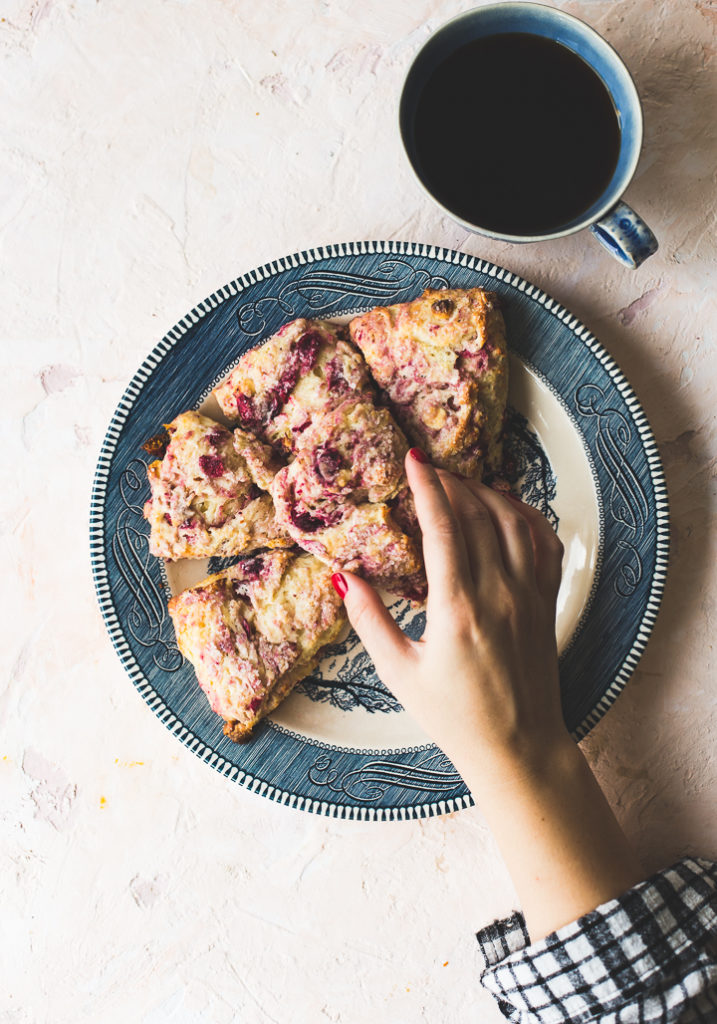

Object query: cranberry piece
[290,507,325,532]
[235,393,257,427]
[248,696,263,714]
[315,445,343,482]
[272,362,300,408]
[273,331,322,405]
[163,513,172,525]
[207,430,228,448]
[290,505,343,533]
[325,357,349,395]
[296,330,322,371]
[236,555,264,580]
[199,454,225,478]
[457,347,491,373]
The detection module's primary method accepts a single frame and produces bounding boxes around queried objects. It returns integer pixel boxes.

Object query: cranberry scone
[271,400,426,603]
[349,288,508,478]
[143,410,290,560]
[213,319,372,452]
[168,549,346,742]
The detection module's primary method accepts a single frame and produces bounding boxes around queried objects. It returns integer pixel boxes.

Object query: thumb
[332,571,414,685]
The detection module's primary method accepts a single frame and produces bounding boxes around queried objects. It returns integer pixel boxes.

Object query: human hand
[333,449,644,937]
[332,448,572,795]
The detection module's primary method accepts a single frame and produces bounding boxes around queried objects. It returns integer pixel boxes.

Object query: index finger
[405,449,472,602]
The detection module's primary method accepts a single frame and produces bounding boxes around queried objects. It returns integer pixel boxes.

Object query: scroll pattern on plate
[236,259,450,335]
[307,750,463,802]
[575,383,649,597]
[112,459,183,671]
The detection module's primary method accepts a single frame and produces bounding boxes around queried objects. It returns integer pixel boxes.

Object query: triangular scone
[143,410,290,560]
[212,319,373,452]
[271,401,427,603]
[168,550,346,741]
[349,288,508,478]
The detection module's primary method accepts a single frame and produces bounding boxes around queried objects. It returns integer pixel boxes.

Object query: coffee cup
[399,2,658,268]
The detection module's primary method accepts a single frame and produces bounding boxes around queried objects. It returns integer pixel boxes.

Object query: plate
[90,241,669,820]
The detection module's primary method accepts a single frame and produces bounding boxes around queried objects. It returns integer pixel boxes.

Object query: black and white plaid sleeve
[476,858,717,1022]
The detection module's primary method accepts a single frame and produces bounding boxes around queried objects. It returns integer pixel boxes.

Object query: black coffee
[411,33,621,236]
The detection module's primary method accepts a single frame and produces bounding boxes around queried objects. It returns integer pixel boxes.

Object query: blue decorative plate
[90,241,669,820]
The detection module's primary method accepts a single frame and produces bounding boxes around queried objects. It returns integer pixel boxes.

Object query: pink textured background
[2,1,716,1021]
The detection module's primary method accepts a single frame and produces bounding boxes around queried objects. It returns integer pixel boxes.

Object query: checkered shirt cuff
[476,858,717,1022]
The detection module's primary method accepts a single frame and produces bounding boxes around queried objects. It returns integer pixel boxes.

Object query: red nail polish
[331,572,348,598]
[409,447,429,464]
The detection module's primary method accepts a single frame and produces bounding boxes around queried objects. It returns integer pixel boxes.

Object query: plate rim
[89,239,670,820]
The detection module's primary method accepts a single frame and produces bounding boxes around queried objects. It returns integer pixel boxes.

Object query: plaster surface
[2,1,716,1022]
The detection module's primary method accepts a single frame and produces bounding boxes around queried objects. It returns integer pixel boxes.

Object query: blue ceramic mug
[399,2,658,268]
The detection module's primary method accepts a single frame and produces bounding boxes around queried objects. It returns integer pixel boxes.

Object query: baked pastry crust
[143,410,290,559]
[271,400,426,603]
[168,549,346,741]
[349,288,508,478]
[213,319,372,452]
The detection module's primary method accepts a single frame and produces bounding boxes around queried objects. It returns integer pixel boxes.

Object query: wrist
[455,727,581,807]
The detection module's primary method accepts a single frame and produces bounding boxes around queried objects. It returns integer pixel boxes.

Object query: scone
[168,550,346,741]
[143,410,290,559]
[349,288,508,478]
[213,318,373,451]
[271,401,426,603]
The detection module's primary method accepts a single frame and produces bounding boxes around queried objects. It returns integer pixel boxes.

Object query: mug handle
[590,200,658,269]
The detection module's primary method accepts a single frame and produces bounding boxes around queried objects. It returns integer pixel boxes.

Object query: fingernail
[409,447,429,464]
[331,572,348,599]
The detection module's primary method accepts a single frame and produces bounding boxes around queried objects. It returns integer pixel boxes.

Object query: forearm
[461,737,644,941]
